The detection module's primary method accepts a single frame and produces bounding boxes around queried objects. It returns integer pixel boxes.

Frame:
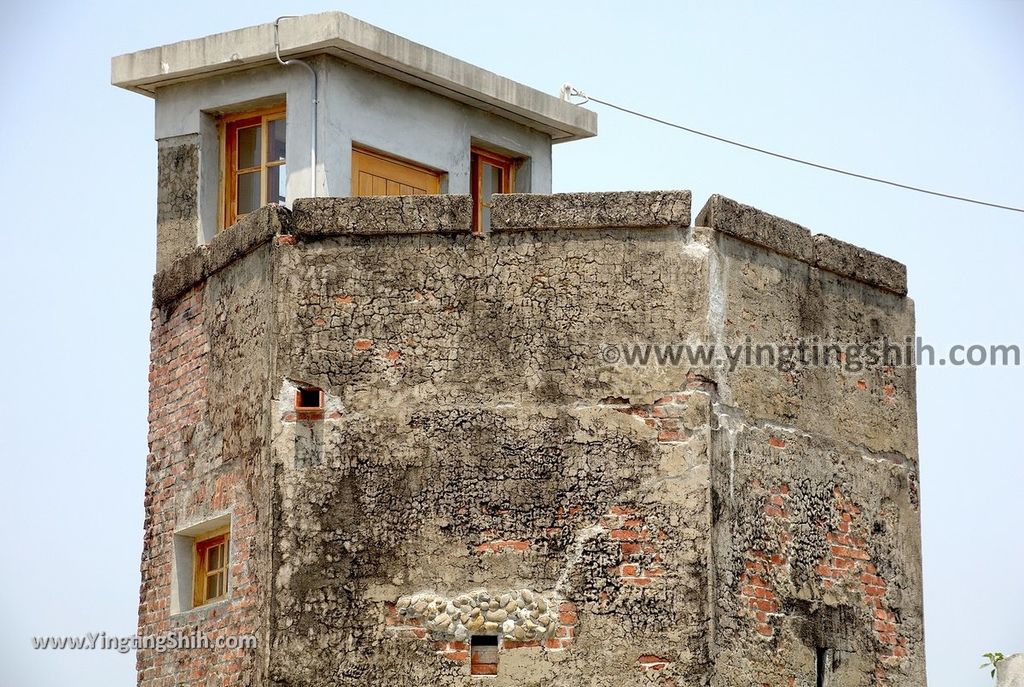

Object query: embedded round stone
[486,609,508,623]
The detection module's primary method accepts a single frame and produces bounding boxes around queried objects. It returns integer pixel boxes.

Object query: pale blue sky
[0,2,1020,685]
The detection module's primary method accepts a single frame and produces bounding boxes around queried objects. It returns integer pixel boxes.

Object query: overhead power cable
[561,85,1023,215]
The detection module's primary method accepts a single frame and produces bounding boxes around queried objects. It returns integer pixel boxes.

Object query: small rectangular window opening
[815,647,830,687]
[296,387,323,411]
[470,634,499,676]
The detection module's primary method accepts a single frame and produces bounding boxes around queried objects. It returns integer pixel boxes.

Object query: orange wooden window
[471,147,514,232]
[351,146,441,196]
[193,530,229,607]
[221,106,286,230]
[470,635,499,675]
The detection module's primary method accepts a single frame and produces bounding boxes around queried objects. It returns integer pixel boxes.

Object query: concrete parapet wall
[697,194,907,295]
[490,191,691,232]
[153,205,288,306]
[291,195,473,238]
[153,192,908,309]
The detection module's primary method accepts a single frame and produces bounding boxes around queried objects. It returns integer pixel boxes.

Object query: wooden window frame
[351,145,442,196]
[470,147,515,233]
[220,105,286,231]
[192,527,230,608]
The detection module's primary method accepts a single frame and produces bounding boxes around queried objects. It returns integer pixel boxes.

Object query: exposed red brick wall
[822,489,909,683]
[602,506,667,587]
[549,602,577,650]
[739,481,790,638]
[383,603,427,641]
[476,539,530,554]
[638,652,677,687]
[738,472,909,686]
[604,372,716,445]
[137,287,261,686]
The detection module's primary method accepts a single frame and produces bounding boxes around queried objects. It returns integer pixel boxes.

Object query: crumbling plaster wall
[268,193,714,685]
[697,196,924,687]
[143,191,924,687]
[155,134,200,272]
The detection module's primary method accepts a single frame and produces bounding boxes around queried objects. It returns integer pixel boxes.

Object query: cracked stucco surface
[262,213,920,685]
[269,227,713,685]
[143,193,923,686]
[156,135,200,272]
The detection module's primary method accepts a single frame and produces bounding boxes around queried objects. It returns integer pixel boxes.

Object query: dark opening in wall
[470,635,498,676]
[296,387,323,411]
[816,647,830,687]
[295,386,324,421]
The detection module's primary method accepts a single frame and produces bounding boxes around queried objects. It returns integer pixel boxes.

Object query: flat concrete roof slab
[111,11,597,142]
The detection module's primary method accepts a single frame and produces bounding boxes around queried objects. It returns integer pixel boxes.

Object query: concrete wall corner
[697,193,908,296]
[153,205,289,306]
[696,193,813,262]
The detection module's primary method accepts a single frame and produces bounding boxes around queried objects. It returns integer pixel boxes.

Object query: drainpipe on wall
[274,16,318,199]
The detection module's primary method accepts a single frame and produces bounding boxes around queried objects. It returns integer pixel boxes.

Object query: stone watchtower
[114,12,925,687]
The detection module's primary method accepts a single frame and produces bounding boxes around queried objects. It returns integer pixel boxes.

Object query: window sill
[169,597,231,624]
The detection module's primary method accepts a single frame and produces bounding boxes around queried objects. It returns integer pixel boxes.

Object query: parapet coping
[153,198,474,306]
[153,191,908,306]
[290,196,473,238]
[696,194,908,296]
[490,191,692,232]
[153,205,288,306]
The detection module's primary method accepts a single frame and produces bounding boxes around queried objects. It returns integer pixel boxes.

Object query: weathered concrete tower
[114,12,925,687]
